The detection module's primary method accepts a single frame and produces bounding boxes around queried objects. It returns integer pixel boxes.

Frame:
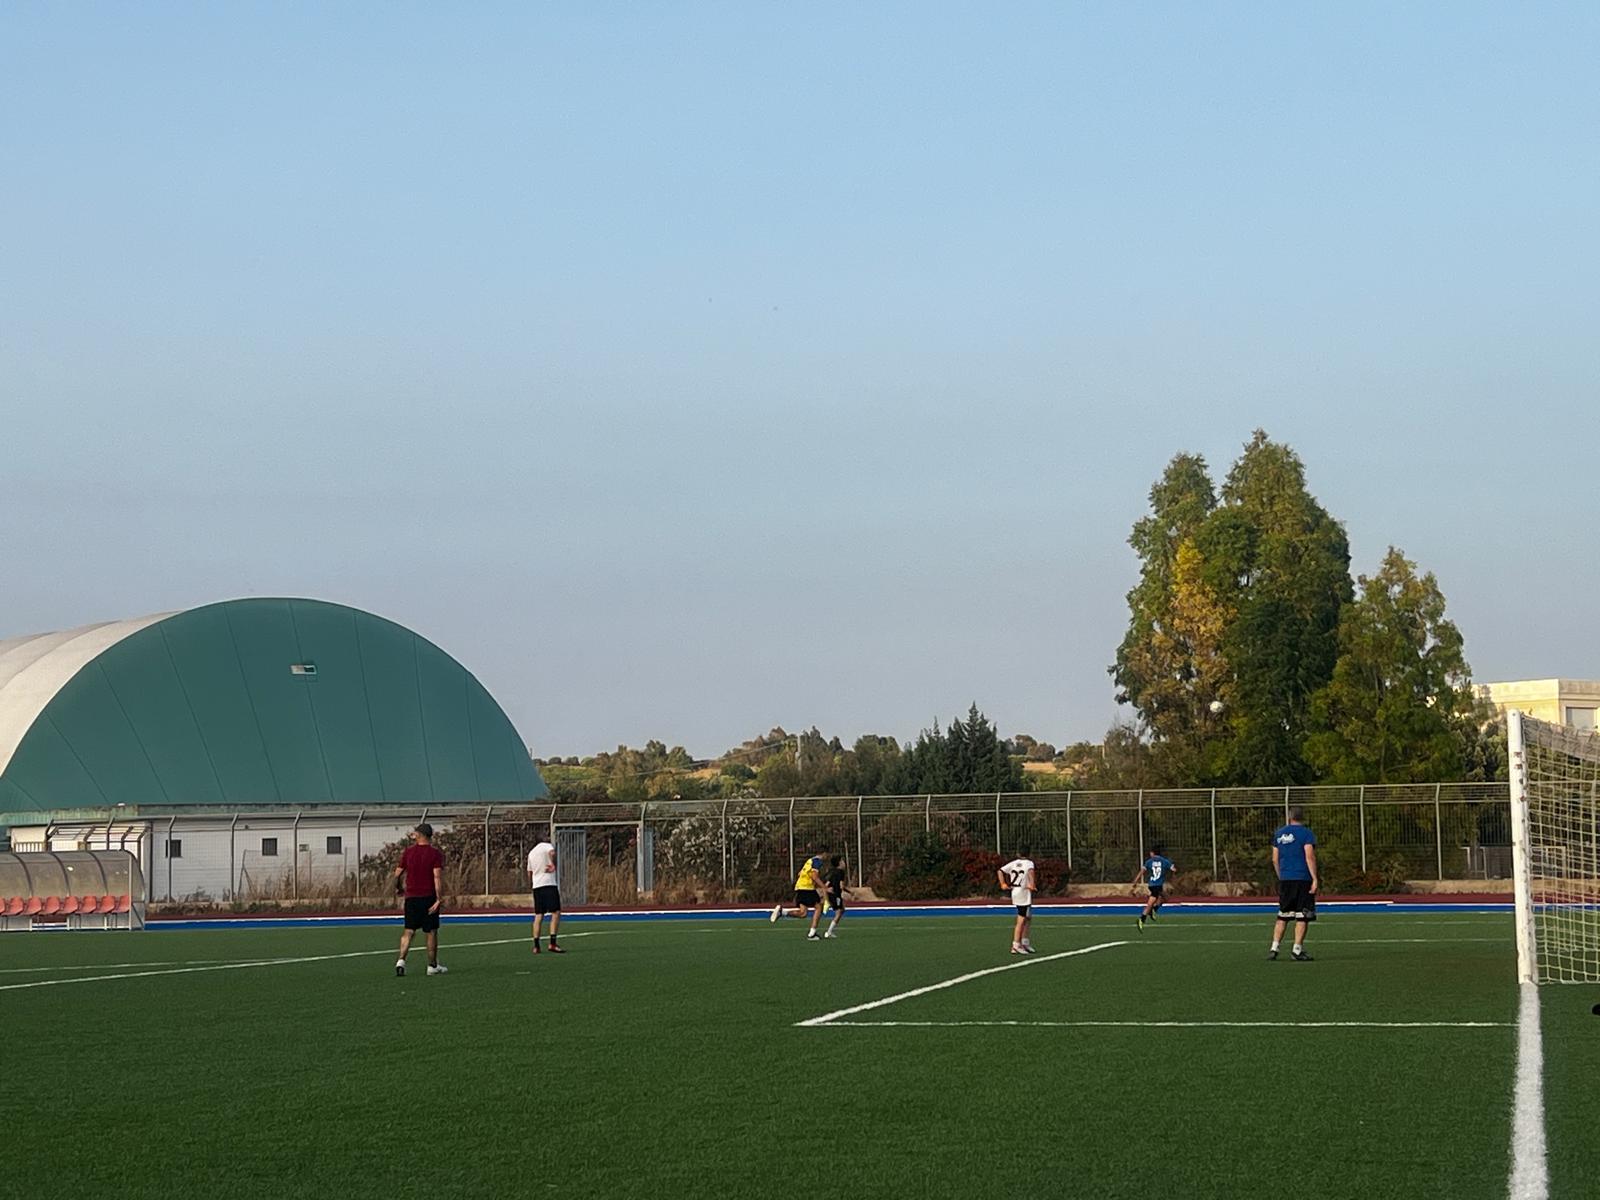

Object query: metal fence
[26,782,1512,902]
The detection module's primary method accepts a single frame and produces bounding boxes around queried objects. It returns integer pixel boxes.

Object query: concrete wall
[1478,679,1600,730]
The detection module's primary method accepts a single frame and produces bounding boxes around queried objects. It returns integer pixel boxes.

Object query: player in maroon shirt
[392,824,446,977]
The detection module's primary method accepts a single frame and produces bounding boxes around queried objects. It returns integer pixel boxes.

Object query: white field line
[1145,937,1506,945]
[1507,981,1549,1199]
[814,1019,1512,1029]
[0,932,603,991]
[795,941,1126,1027]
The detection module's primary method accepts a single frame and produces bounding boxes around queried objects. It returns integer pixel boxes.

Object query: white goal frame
[1508,708,1600,984]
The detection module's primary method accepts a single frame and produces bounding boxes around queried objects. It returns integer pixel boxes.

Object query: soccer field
[4,911,1594,1199]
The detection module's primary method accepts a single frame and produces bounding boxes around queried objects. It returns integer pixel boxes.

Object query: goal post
[1508,708,1600,984]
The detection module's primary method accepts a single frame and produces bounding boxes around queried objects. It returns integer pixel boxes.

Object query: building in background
[0,598,548,899]
[1476,679,1600,732]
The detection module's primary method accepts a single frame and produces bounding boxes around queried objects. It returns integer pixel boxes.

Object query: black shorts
[1015,904,1031,917]
[533,885,561,915]
[794,889,820,909]
[404,896,440,932]
[1148,885,1165,898]
[1278,880,1316,922]
[827,892,844,911]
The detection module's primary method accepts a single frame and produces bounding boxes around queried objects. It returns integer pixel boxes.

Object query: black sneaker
[1267,949,1278,961]
[1292,950,1314,962]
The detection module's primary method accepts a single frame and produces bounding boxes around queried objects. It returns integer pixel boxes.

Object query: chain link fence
[30,782,1511,903]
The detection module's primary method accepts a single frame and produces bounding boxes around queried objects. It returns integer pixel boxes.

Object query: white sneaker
[1010,944,1025,954]
[770,904,782,923]
[1022,944,1036,954]
[823,929,836,939]
[806,932,820,941]
[427,964,448,976]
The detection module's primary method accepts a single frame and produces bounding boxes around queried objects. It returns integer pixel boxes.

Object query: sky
[3,3,1597,759]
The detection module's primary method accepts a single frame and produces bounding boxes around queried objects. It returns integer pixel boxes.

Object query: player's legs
[547,909,564,952]
[531,910,544,949]
[1021,912,1033,950]
[1269,915,1288,958]
[1011,912,1026,950]
[397,927,414,961]
[425,928,438,967]
[1292,917,1308,951]
[806,903,821,937]
[825,897,843,935]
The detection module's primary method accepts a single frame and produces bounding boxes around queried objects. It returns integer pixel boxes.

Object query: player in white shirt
[526,835,564,955]
[996,849,1037,955]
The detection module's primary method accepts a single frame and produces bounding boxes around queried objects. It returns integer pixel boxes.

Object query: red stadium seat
[23,898,43,916]
[59,896,80,915]
[113,895,131,914]
[40,896,62,916]
[98,895,118,914]
[3,897,22,916]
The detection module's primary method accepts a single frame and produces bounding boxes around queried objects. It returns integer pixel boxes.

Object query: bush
[1169,869,1212,897]
[1324,858,1409,894]
[880,832,964,900]
[954,849,1069,897]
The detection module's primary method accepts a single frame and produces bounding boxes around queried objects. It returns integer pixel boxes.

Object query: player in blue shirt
[1269,806,1319,961]
[1134,847,1175,931]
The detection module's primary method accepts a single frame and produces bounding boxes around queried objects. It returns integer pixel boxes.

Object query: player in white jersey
[996,850,1037,955]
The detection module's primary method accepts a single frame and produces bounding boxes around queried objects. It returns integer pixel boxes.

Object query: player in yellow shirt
[769,854,827,940]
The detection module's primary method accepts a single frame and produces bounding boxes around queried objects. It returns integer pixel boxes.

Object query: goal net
[1509,709,1600,983]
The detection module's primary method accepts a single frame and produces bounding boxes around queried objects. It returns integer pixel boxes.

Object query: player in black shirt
[822,855,853,939]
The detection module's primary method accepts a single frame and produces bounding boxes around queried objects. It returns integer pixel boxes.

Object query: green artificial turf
[2,912,1594,1199]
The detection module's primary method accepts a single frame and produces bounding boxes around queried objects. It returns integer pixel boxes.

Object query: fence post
[1284,786,1291,822]
[637,801,648,896]
[1358,787,1366,873]
[167,815,176,901]
[292,811,301,901]
[1065,792,1073,872]
[995,792,1002,855]
[1136,790,1145,865]
[356,810,364,901]
[856,797,864,888]
[787,798,795,883]
[1435,782,1444,881]
[925,794,932,834]
[720,800,730,887]
[483,807,492,899]
[229,814,237,901]
[1209,789,1218,877]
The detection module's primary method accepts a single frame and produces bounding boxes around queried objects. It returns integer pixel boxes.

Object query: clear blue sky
[4,4,1596,758]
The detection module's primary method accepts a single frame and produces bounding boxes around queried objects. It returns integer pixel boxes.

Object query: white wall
[13,817,431,901]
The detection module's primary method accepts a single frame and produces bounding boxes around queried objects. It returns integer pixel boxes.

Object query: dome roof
[0,599,547,820]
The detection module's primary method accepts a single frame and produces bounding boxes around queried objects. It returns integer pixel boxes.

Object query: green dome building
[0,599,547,891]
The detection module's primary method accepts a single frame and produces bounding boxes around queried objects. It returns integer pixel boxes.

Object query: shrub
[954,849,1069,897]
[880,832,964,900]
[1170,869,1212,897]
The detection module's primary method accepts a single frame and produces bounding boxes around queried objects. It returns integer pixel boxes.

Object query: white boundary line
[795,941,1126,1027]
[813,1019,1511,1029]
[0,932,602,991]
[1507,981,1549,1199]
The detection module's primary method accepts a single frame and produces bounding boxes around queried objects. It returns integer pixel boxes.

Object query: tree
[1211,431,1352,784]
[1112,433,1350,786]
[1112,454,1220,759]
[1304,548,1477,783]
[897,706,1022,795]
